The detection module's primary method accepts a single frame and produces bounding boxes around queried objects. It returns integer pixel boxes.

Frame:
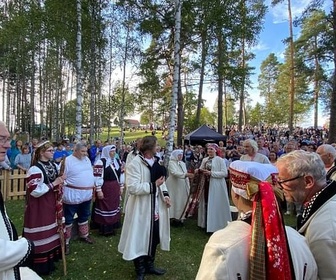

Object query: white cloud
[275,50,286,61]
[268,0,311,24]
[250,42,270,52]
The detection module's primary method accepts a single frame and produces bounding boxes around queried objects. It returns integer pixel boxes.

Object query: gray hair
[74,141,87,151]
[277,150,326,185]
[243,139,258,153]
[319,144,336,160]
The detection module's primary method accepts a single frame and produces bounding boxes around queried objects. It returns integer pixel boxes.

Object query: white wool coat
[166,159,190,220]
[196,221,318,280]
[118,155,170,260]
[198,156,231,232]
[0,198,41,280]
[299,194,336,280]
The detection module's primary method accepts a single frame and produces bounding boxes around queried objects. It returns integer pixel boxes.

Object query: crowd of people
[1,122,336,279]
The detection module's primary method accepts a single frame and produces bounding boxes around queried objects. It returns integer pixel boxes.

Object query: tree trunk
[288,0,295,133]
[6,75,11,130]
[217,30,224,134]
[196,30,207,128]
[120,10,131,146]
[165,0,181,164]
[38,40,44,139]
[107,11,114,141]
[89,1,96,145]
[177,66,183,147]
[75,0,83,141]
[329,0,336,143]
[313,36,319,129]
[30,50,36,136]
[238,40,246,132]
[2,74,5,122]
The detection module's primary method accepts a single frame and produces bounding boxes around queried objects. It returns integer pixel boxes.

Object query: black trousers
[149,219,160,257]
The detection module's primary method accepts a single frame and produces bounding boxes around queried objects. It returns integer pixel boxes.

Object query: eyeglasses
[276,175,304,189]
[0,136,11,145]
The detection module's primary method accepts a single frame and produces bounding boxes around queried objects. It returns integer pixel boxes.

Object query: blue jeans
[64,200,92,225]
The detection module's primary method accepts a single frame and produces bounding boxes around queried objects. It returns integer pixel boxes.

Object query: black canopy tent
[184,124,227,146]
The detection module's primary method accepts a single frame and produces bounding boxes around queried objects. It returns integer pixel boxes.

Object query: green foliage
[255,42,313,125]
[295,9,332,114]
[64,82,136,131]
[258,53,281,104]
[1,0,335,138]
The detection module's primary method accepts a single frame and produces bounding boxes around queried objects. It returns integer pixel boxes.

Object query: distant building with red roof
[124,119,140,128]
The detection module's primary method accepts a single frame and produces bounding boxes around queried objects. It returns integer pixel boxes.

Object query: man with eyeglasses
[276,150,336,280]
[0,121,42,279]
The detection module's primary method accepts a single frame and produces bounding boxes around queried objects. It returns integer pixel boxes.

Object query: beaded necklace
[240,210,252,221]
[38,160,57,182]
[301,186,327,223]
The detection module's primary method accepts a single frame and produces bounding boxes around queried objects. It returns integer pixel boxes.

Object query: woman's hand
[186,173,194,179]
[97,190,104,200]
[164,196,171,208]
[53,176,65,187]
[203,170,211,176]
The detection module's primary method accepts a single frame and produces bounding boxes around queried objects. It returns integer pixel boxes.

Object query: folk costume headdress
[36,140,50,149]
[32,140,53,166]
[229,160,293,280]
[207,143,222,157]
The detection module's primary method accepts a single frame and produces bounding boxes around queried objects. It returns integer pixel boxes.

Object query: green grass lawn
[5,198,297,280]
[91,127,171,147]
[6,199,207,280]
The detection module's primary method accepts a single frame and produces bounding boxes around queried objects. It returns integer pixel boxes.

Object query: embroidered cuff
[162,191,169,197]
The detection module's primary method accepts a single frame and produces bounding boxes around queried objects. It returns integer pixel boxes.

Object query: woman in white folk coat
[196,143,231,233]
[166,149,193,226]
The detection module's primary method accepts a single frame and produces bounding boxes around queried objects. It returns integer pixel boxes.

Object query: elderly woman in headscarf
[195,143,231,233]
[166,149,193,226]
[93,145,124,236]
[196,160,318,280]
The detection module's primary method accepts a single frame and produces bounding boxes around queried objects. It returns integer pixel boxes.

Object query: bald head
[316,144,336,168]
[0,121,11,161]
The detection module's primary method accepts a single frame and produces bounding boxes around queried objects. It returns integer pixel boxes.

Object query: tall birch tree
[166,0,182,162]
[75,0,83,141]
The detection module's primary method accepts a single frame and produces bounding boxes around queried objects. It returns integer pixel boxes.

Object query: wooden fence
[0,169,27,201]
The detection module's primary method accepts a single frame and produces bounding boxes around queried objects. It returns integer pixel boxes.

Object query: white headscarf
[171,149,183,161]
[101,145,119,169]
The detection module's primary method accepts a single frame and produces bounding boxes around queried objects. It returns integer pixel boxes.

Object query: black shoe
[134,257,146,280]
[79,236,94,244]
[171,219,183,227]
[102,231,115,237]
[146,266,166,275]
